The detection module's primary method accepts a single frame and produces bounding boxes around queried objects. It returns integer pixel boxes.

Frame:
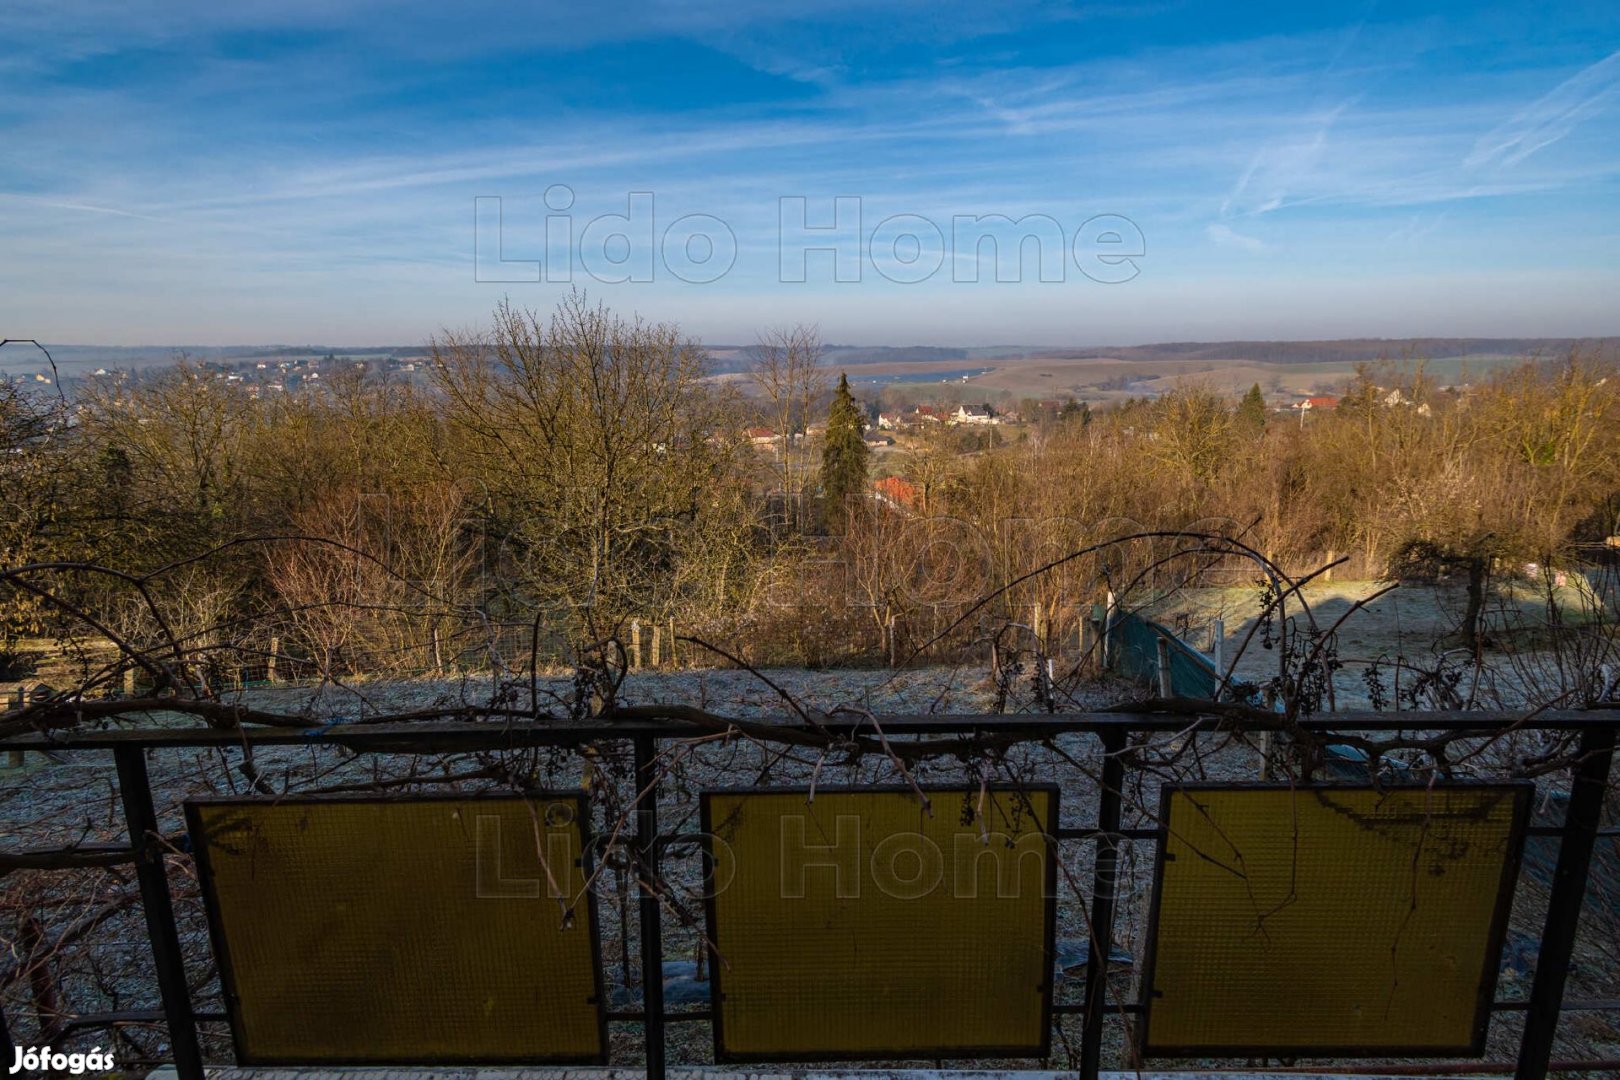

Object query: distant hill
[11,337,1615,382]
[982,338,1620,366]
[706,337,1618,379]
[821,345,972,365]
[704,344,973,374]
[0,343,433,378]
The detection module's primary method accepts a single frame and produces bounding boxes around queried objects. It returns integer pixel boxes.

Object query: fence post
[114,746,204,1080]
[1080,727,1127,1080]
[267,635,279,683]
[1155,636,1172,698]
[1211,617,1226,701]
[1259,687,1277,780]
[1516,721,1617,1080]
[4,687,21,768]
[633,734,667,1080]
[650,625,661,668]
[1101,591,1116,671]
[631,620,642,670]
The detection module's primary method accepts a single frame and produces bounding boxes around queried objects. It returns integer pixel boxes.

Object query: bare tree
[429,293,747,647]
[747,325,828,531]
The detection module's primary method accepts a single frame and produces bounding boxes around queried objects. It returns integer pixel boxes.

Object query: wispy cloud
[1220,99,1355,218]
[1206,222,1265,251]
[3,2,1618,343]
[1466,49,1620,170]
[1385,211,1446,244]
[0,192,166,222]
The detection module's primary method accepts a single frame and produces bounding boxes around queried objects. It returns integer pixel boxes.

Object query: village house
[950,404,998,425]
[871,475,919,510]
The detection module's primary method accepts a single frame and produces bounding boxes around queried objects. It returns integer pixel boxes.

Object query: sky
[1,1,1618,347]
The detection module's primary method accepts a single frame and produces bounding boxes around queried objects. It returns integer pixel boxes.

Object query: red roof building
[872,476,919,509]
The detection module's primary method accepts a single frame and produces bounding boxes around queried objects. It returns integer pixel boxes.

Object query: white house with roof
[950,404,998,425]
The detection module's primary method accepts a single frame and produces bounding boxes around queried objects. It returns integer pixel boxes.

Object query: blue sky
[2,1,1618,345]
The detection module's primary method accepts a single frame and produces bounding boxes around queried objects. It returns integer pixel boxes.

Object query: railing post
[1516,721,1616,1080]
[114,746,204,1080]
[633,734,666,1080]
[5,686,23,768]
[1155,636,1172,698]
[1080,727,1127,1080]
[1101,591,1116,671]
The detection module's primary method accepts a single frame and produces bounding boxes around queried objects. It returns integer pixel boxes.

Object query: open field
[711,351,1551,405]
[961,353,1536,402]
[699,337,1620,404]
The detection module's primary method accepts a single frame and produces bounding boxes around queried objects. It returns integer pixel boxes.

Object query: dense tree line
[2,294,1617,678]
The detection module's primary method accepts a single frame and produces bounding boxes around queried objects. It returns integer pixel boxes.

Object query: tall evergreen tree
[820,372,870,533]
[1237,383,1268,433]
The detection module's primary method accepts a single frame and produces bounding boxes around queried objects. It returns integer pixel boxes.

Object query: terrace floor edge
[144,1070,1554,1080]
